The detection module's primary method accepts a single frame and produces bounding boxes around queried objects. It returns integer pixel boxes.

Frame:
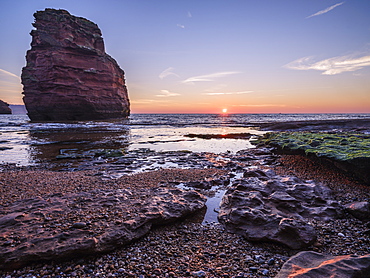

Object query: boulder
[0,100,11,114]
[276,251,370,278]
[0,187,206,270]
[345,201,370,221]
[218,169,343,249]
[21,9,130,121]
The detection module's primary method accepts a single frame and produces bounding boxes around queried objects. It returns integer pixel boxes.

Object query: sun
[222,108,228,113]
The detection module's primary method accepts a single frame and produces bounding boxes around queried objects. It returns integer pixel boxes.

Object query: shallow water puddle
[176,172,244,224]
[202,188,228,224]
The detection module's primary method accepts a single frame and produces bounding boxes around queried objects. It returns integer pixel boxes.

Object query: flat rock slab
[0,187,206,270]
[218,169,343,249]
[276,251,370,278]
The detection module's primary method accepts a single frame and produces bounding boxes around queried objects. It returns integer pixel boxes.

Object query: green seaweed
[256,132,370,162]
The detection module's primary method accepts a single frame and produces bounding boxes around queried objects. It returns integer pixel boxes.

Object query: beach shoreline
[1,144,370,277]
[1,117,370,277]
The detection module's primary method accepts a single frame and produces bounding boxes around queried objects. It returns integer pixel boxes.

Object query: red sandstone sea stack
[21,9,130,121]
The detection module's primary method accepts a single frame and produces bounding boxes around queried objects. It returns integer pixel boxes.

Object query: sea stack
[21,9,130,121]
[0,100,12,114]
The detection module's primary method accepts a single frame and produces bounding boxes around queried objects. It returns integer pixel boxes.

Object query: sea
[1,112,370,167]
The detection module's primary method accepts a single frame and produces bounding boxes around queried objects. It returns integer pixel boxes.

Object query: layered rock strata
[21,9,130,121]
[0,187,206,270]
[0,100,11,114]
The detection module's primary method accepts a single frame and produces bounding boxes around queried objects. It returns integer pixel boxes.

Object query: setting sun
[222,108,228,113]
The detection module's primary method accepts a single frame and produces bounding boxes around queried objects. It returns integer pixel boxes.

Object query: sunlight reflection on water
[0,115,264,166]
[128,126,264,153]
[1,113,369,166]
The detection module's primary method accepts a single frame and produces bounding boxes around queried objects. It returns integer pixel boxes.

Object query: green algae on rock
[257,132,370,184]
[257,132,370,160]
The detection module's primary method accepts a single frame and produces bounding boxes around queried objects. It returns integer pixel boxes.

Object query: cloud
[159,67,180,79]
[130,99,156,104]
[155,90,181,97]
[0,69,22,104]
[204,92,229,96]
[0,69,20,79]
[204,91,253,96]
[130,99,171,104]
[306,2,344,19]
[182,71,241,84]
[233,104,287,107]
[0,80,21,88]
[177,24,185,29]
[285,53,370,75]
[187,11,192,18]
[204,84,227,92]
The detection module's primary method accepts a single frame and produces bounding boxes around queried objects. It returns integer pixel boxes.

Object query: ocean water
[1,113,369,166]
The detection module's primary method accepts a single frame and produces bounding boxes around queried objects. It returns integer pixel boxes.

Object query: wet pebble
[71,222,87,229]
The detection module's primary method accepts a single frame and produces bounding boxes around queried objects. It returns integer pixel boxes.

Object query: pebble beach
[1,114,370,277]
[1,149,370,278]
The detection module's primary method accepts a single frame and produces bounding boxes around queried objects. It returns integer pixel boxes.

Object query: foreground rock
[21,9,130,121]
[218,169,343,249]
[345,201,370,222]
[0,100,11,114]
[0,187,205,270]
[276,251,370,278]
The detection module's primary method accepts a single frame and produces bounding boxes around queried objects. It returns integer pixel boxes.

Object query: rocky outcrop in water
[218,169,343,249]
[276,251,370,278]
[0,100,11,114]
[21,9,130,121]
[0,187,205,270]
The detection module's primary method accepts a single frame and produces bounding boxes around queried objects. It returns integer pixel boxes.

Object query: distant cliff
[21,9,130,121]
[0,100,11,114]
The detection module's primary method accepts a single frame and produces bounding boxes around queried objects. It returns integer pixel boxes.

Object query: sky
[0,0,369,114]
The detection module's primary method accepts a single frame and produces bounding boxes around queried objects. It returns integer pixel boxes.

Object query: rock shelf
[257,131,370,185]
[0,181,206,270]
